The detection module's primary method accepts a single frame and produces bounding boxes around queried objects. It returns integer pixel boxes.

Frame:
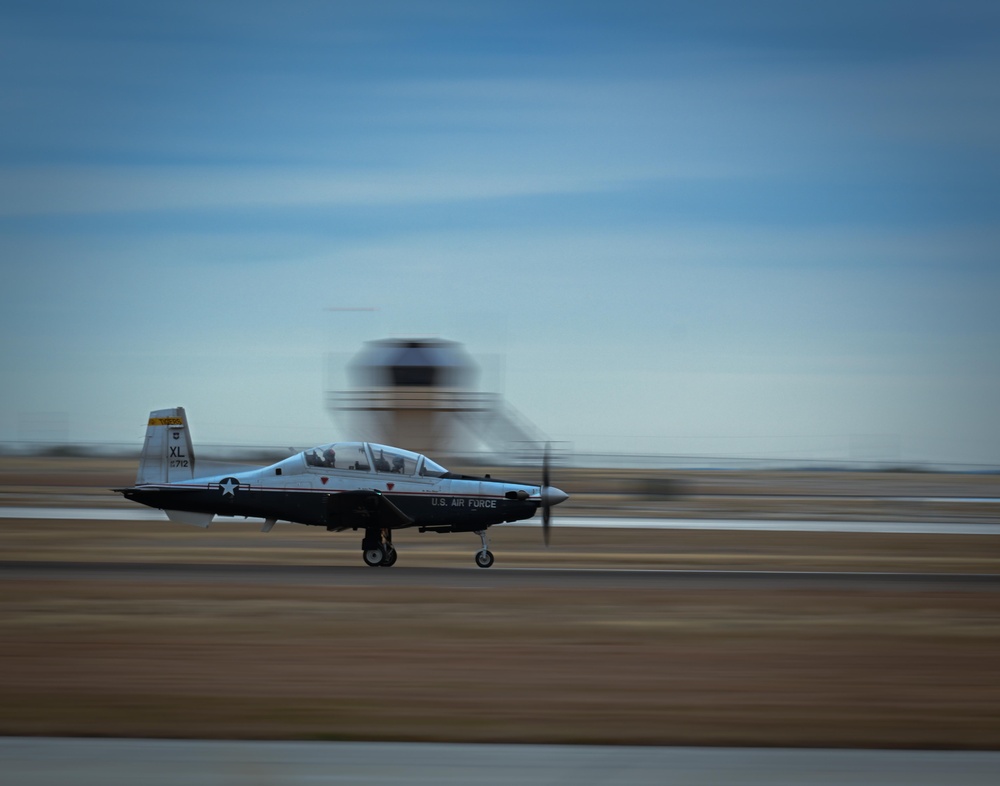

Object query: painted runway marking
[3,507,999,535]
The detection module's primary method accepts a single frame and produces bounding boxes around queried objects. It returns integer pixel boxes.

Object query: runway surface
[4,517,998,767]
[3,506,1000,534]
[2,559,997,592]
[2,738,998,786]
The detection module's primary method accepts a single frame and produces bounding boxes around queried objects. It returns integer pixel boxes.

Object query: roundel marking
[219,478,240,496]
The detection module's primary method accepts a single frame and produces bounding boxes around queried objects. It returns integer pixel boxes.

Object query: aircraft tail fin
[136,407,196,484]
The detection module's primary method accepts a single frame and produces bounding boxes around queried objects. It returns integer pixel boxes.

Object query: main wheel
[363,546,385,567]
[380,546,398,567]
[475,550,495,569]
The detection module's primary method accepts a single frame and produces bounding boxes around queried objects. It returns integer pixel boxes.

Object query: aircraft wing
[326,489,414,531]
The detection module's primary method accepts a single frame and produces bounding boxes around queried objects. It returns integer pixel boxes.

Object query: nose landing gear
[474,530,495,568]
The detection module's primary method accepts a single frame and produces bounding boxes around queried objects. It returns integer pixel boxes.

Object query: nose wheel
[475,549,495,568]
[474,530,495,568]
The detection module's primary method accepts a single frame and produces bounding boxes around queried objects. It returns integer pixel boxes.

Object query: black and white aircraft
[116,408,568,568]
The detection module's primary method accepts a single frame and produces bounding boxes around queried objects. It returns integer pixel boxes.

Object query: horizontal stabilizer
[164,509,214,528]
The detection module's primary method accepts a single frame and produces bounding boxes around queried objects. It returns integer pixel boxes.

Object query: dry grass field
[1,457,998,748]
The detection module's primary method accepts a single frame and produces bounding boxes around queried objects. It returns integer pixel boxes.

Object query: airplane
[115,407,568,568]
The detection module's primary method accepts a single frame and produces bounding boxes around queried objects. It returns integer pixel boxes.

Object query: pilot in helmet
[324,447,336,468]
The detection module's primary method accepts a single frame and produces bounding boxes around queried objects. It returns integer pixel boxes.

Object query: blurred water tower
[327,338,545,458]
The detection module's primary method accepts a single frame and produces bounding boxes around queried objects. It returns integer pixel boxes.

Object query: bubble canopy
[302,442,448,477]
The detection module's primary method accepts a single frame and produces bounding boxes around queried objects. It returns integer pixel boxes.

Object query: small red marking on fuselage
[386,482,394,490]
[321,477,328,484]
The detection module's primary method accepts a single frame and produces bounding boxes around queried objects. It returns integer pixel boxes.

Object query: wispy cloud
[0,163,704,217]
[2,1,999,461]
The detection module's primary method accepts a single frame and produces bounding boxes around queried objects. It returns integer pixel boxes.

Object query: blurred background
[2,0,999,471]
[3,3,1000,771]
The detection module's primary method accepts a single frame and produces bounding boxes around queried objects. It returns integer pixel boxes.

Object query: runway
[3,507,998,752]
[2,559,997,592]
[3,549,999,755]
[2,738,999,786]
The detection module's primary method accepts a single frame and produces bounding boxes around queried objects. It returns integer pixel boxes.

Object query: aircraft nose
[541,485,569,507]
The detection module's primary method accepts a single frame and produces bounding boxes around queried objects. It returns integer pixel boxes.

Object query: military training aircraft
[116,408,568,568]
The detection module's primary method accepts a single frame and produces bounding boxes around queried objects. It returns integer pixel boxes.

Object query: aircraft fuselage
[119,450,542,533]
[117,408,567,567]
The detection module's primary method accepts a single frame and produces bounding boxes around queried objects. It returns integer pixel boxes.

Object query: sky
[1,0,999,465]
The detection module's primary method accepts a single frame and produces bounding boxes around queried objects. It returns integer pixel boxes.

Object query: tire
[475,550,495,569]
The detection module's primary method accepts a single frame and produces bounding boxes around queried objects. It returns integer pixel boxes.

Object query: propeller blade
[543,442,550,489]
[542,443,551,546]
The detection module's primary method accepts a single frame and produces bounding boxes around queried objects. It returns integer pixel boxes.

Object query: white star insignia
[220,478,239,496]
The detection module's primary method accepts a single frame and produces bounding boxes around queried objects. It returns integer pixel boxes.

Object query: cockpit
[302,442,448,478]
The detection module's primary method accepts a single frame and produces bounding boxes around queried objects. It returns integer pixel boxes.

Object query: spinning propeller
[538,443,568,546]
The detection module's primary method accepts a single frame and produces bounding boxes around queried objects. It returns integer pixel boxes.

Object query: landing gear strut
[474,530,495,569]
[362,528,396,567]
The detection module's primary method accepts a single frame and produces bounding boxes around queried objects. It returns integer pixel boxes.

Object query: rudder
[136,407,196,484]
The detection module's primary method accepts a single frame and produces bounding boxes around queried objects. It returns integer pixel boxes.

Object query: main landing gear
[362,528,397,567]
[474,530,494,569]
[361,528,496,568]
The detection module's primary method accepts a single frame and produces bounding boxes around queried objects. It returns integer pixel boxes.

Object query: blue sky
[1,1,999,464]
